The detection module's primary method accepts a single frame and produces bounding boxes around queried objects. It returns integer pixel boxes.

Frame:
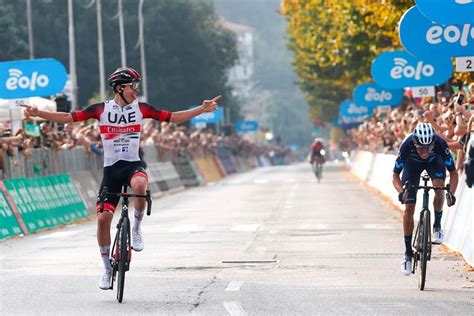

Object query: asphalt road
[1,162,472,315]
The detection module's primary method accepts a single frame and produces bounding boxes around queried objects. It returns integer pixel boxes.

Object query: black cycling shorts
[96,160,147,213]
[401,156,445,204]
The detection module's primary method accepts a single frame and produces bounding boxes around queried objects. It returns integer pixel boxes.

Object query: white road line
[253,179,269,184]
[225,281,244,292]
[37,230,81,239]
[231,224,260,232]
[223,301,247,316]
[168,224,200,232]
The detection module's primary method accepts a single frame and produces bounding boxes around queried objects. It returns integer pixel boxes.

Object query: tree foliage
[1,0,239,118]
[282,0,413,121]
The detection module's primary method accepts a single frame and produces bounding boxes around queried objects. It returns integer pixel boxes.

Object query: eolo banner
[0,59,67,99]
[352,83,403,107]
[399,6,474,58]
[371,51,452,89]
[415,0,474,25]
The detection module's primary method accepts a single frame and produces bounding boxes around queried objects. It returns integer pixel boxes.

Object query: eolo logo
[5,68,49,91]
[390,58,434,80]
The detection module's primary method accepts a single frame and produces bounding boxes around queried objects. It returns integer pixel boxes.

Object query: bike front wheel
[117,217,130,303]
[418,210,431,291]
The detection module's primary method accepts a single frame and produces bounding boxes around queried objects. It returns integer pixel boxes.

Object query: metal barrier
[2,147,102,179]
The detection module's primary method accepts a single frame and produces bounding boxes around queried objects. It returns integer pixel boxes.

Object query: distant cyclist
[21,67,221,289]
[310,138,326,165]
[392,122,458,276]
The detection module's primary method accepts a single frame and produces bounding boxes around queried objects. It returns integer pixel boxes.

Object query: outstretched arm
[20,104,73,124]
[170,95,221,124]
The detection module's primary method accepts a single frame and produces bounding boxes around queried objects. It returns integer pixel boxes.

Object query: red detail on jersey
[71,103,104,122]
[139,102,171,122]
[96,202,116,213]
[100,124,141,134]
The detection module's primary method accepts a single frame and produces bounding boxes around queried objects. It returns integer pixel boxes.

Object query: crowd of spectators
[350,82,474,172]
[0,118,292,177]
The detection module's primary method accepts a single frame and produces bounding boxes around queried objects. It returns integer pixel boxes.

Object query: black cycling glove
[398,190,406,204]
[446,191,456,207]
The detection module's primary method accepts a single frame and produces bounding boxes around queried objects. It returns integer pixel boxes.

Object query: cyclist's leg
[401,164,422,256]
[96,165,121,288]
[128,162,148,251]
[426,157,446,240]
[96,166,121,246]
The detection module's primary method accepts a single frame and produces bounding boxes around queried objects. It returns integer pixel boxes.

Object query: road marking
[253,179,268,184]
[168,224,200,232]
[224,301,247,316]
[37,230,81,239]
[225,281,243,292]
[231,224,259,232]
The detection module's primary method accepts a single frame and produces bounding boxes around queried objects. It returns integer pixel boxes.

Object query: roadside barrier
[0,174,88,239]
[70,171,100,213]
[217,148,237,174]
[349,150,473,266]
[0,182,25,239]
[172,153,202,187]
[193,156,224,182]
[147,162,184,195]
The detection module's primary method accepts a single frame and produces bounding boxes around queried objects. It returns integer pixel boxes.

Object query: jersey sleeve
[393,136,410,174]
[436,136,456,172]
[71,103,103,122]
[139,102,171,122]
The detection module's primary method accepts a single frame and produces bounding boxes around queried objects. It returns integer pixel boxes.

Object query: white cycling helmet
[412,122,435,146]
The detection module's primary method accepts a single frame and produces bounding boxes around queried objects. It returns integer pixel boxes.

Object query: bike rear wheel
[418,210,431,291]
[117,217,130,303]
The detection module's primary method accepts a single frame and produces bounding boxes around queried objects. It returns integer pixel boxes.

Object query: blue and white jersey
[393,134,455,174]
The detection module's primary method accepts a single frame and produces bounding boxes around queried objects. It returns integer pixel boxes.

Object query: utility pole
[138,0,147,102]
[118,0,126,67]
[96,0,105,100]
[68,0,78,110]
[26,0,34,59]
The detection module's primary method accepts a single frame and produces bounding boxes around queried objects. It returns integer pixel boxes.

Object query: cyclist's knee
[97,211,113,227]
[131,177,147,194]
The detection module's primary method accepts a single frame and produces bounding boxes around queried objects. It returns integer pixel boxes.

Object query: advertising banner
[399,6,474,58]
[353,82,403,107]
[0,59,67,99]
[415,0,474,24]
[371,51,452,89]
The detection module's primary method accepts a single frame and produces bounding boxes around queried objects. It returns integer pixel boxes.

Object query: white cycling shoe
[432,227,444,245]
[132,229,144,252]
[401,255,412,276]
[99,269,112,290]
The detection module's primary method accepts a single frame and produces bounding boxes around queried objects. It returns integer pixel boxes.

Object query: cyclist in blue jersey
[392,122,458,276]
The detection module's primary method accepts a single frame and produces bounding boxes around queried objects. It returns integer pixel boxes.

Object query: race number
[412,86,435,98]
[456,57,474,72]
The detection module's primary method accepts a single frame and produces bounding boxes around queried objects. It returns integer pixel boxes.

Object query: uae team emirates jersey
[71,100,171,167]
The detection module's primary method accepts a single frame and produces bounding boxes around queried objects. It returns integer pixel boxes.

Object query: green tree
[0,0,28,61]
[282,0,413,121]
[2,0,239,119]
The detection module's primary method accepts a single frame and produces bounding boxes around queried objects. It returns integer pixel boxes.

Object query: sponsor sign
[0,59,67,99]
[235,120,259,132]
[190,106,223,124]
[371,51,452,89]
[415,0,474,24]
[399,6,474,58]
[339,99,373,123]
[353,82,403,107]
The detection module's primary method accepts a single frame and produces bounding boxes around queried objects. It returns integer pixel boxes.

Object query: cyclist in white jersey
[21,67,221,289]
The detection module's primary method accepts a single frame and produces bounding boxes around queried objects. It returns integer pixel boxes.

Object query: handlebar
[402,181,454,205]
[99,186,152,216]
